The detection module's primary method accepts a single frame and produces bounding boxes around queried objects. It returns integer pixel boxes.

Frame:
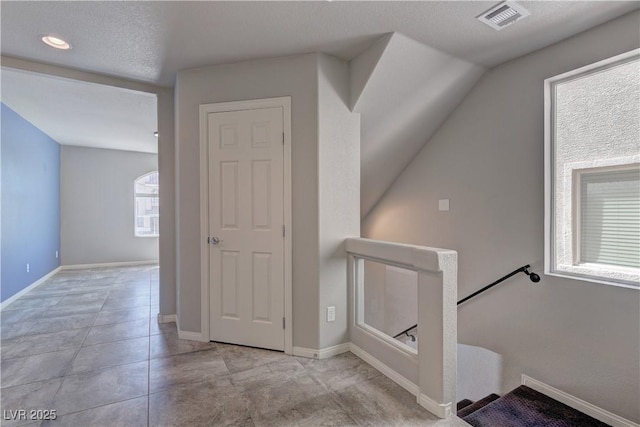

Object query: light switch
[327,306,336,322]
[439,199,450,211]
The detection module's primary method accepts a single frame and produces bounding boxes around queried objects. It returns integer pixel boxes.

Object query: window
[577,166,639,269]
[135,171,159,237]
[545,50,639,288]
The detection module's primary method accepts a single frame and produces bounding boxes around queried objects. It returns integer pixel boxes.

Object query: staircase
[457,386,610,427]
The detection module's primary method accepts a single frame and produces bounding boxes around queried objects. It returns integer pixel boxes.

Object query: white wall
[457,344,503,402]
[61,145,159,265]
[363,11,640,422]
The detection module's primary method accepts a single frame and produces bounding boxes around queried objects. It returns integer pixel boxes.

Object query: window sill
[548,266,639,290]
[135,235,159,239]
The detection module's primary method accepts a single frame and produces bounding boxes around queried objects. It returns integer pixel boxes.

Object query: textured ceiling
[0,1,637,180]
[1,1,638,86]
[1,69,158,153]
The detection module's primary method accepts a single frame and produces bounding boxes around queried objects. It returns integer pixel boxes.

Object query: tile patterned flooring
[1,266,466,426]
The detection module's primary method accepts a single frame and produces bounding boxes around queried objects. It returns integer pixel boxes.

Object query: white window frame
[134,171,160,238]
[544,49,640,289]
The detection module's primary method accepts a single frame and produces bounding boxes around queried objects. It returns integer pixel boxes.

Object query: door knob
[209,236,222,245]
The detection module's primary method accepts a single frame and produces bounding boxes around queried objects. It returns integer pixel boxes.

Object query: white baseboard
[157,314,176,324]
[292,346,320,359]
[349,343,450,419]
[319,342,351,358]
[177,329,206,342]
[174,315,207,342]
[417,393,452,419]
[1,266,62,310]
[292,343,351,360]
[349,343,420,396]
[522,375,639,427]
[62,260,158,270]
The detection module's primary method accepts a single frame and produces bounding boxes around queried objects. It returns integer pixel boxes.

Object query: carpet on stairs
[457,394,500,418]
[462,385,610,427]
[457,399,474,412]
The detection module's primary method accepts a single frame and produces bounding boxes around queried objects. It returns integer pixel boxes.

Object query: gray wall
[175,53,360,350]
[157,89,177,317]
[317,54,360,348]
[61,145,159,265]
[176,54,320,345]
[352,32,485,217]
[363,11,640,422]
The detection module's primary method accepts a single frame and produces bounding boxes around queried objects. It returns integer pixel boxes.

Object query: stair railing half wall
[394,264,541,341]
[346,237,458,419]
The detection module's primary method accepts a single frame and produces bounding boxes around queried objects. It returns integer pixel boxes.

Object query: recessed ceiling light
[41,35,72,50]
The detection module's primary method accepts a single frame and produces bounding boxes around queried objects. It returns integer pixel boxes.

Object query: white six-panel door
[207,107,285,351]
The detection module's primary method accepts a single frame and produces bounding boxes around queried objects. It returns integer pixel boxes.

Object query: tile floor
[1,266,466,427]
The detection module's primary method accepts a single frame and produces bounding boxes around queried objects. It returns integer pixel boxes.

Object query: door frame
[199,97,293,354]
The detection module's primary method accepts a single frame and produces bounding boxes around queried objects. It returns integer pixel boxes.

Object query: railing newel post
[417,253,457,418]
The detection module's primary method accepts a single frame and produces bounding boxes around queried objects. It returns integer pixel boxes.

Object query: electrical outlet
[56,251,59,259]
[26,263,30,273]
[327,306,336,322]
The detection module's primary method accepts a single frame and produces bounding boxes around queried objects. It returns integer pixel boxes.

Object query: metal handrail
[392,264,540,340]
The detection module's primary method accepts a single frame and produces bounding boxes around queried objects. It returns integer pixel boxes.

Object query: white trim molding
[293,343,454,420]
[522,375,640,427]
[62,260,158,270]
[174,315,207,342]
[349,344,419,396]
[292,343,351,360]
[293,343,422,405]
[417,393,452,420]
[198,96,293,354]
[177,329,206,342]
[292,347,320,359]
[319,343,351,359]
[0,266,61,310]
[157,314,177,324]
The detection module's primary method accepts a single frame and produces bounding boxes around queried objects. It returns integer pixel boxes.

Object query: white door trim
[199,97,292,354]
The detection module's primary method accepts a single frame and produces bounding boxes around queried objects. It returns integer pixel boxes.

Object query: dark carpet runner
[457,393,500,418]
[458,385,610,427]
[457,399,474,412]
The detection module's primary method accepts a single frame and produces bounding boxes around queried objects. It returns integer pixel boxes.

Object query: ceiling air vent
[477,1,530,31]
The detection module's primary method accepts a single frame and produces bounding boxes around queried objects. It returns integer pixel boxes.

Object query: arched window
[134,171,159,237]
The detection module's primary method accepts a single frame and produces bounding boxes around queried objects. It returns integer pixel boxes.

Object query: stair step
[457,394,500,418]
[463,385,610,427]
[457,399,474,412]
